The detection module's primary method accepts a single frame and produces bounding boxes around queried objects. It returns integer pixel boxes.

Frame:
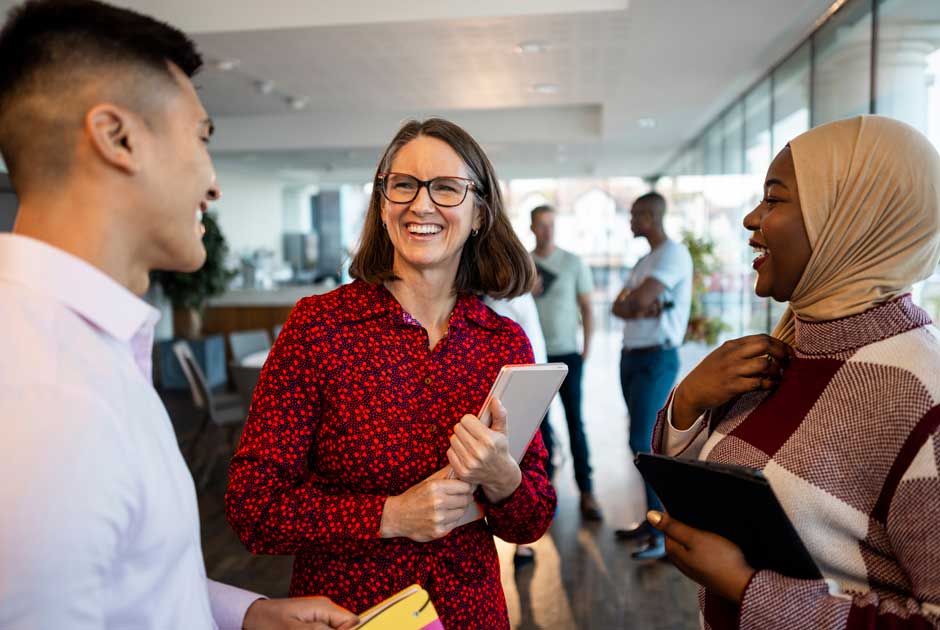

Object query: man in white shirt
[0,1,358,628]
[611,192,692,560]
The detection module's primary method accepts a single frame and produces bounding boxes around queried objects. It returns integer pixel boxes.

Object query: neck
[534,242,555,257]
[646,229,668,250]
[13,190,150,297]
[385,264,458,331]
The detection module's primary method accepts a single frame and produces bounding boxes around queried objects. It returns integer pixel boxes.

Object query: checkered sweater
[654,296,940,630]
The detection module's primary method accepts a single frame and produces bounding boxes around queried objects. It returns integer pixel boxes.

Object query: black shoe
[614,521,655,541]
[631,536,667,561]
[513,546,535,570]
[579,493,603,522]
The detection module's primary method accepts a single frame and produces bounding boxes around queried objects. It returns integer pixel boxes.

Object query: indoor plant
[682,231,729,346]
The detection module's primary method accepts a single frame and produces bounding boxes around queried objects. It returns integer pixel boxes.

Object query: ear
[472,204,483,232]
[379,198,389,228]
[84,103,142,175]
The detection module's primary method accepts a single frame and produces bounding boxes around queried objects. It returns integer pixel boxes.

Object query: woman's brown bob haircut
[349,118,535,299]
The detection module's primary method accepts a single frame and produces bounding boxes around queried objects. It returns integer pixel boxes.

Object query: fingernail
[647,510,663,526]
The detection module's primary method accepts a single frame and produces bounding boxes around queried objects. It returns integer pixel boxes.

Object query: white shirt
[621,239,693,350]
[0,234,259,630]
[484,294,548,363]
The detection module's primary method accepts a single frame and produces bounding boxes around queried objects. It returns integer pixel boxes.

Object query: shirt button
[424,376,433,385]
[429,425,437,433]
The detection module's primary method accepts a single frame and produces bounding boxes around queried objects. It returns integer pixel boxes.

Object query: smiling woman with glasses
[227,118,555,630]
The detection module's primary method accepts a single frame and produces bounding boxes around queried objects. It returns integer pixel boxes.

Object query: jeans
[540,352,593,493]
[620,347,680,512]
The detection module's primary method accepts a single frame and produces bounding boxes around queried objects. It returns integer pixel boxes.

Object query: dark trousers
[540,352,593,493]
[620,347,680,512]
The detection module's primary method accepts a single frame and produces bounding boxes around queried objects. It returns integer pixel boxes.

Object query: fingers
[647,511,696,549]
[736,356,783,379]
[433,478,473,496]
[738,334,792,362]
[488,398,508,434]
[316,599,360,626]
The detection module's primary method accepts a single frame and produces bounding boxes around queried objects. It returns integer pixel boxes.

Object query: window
[813,0,872,125]
[772,42,812,154]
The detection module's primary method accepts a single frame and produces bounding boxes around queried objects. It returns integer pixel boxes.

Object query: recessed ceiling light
[530,83,559,95]
[254,79,275,95]
[514,40,549,54]
[638,118,657,129]
[213,58,241,72]
[288,96,309,111]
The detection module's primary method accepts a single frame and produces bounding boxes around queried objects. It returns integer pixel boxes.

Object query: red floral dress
[226,280,556,629]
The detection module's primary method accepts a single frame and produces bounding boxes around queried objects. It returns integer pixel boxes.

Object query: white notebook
[453,363,568,527]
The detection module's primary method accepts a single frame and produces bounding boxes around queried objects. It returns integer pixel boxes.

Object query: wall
[212,162,289,262]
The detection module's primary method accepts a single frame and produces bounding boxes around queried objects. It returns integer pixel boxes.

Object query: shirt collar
[343,280,505,332]
[0,234,160,343]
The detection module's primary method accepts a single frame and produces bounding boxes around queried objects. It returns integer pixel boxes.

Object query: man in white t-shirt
[611,192,692,560]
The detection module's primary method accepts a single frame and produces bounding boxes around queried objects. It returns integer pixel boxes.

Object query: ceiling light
[514,40,549,54]
[213,58,241,71]
[288,96,309,111]
[530,83,559,95]
[254,79,275,95]
[638,118,657,129]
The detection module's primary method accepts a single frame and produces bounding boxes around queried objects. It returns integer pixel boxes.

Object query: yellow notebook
[353,584,443,630]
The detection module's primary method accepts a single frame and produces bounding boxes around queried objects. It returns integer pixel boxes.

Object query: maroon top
[226,280,556,629]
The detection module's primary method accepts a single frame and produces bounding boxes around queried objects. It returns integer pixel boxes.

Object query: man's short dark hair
[530,204,555,223]
[634,191,666,211]
[0,0,203,187]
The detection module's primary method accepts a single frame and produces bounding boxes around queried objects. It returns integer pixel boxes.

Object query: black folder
[635,453,821,580]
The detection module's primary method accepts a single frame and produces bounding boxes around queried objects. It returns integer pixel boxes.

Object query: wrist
[379,496,400,538]
[242,598,268,630]
[483,458,521,503]
[672,383,706,431]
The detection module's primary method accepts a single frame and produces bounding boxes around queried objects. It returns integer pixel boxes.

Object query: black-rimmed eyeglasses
[377,172,476,207]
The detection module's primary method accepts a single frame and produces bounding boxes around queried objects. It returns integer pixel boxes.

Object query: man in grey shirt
[530,205,602,521]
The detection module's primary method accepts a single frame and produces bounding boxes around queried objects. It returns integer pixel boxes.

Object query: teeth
[408,224,442,235]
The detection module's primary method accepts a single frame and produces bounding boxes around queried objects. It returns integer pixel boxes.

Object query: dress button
[429,425,437,433]
[424,376,433,385]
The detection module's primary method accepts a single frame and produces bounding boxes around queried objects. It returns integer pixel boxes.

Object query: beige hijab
[772,115,940,344]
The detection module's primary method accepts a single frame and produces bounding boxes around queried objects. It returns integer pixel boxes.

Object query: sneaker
[614,521,655,541]
[631,536,667,561]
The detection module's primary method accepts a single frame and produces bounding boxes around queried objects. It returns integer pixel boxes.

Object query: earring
[382,222,387,230]
[471,228,479,237]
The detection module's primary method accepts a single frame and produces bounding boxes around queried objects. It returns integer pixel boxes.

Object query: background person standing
[612,192,692,560]
[530,205,602,521]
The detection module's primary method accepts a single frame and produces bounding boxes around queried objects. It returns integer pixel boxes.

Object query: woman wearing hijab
[644,116,940,629]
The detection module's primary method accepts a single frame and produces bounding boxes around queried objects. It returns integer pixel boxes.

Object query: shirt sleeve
[207,579,264,630]
[652,389,710,459]
[575,254,595,295]
[647,243,693,291]
[737,419,940,630]
[479,332,557,543]
[661,392,710,458]
[0,386,136,630]
[226,305,387,554]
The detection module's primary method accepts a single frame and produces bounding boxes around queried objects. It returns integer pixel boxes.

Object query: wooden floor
[177,328,706,629]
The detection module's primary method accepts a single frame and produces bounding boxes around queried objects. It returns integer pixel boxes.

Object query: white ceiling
[0,0,836,181]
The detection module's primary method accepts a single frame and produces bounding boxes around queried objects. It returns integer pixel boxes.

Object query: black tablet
[635,453,821,580]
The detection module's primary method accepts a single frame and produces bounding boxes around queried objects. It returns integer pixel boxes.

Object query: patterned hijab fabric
[773,115,940,344]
